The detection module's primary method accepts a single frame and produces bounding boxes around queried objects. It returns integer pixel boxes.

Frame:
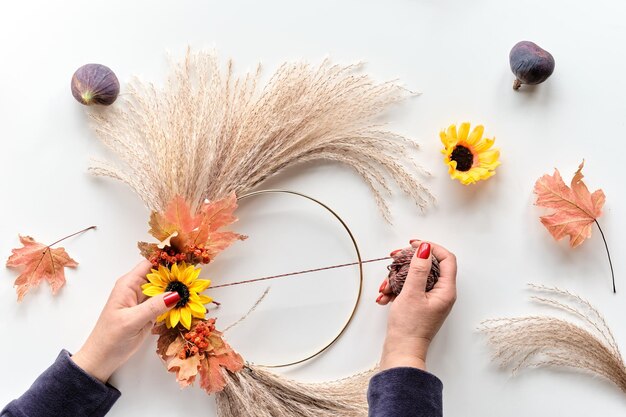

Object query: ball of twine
[387,247,440,295]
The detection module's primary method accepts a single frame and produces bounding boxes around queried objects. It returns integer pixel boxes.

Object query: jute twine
[387,247,440,295]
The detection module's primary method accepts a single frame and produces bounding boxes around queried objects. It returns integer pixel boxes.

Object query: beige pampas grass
[480,284,626,393]
[215,365,376,417]
[87,49,433,220]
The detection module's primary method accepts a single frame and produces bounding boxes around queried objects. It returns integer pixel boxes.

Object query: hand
[71,261,180,382]
[376,240,457,371]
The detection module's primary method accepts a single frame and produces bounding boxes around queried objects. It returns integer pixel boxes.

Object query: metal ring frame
[235,189,364,368]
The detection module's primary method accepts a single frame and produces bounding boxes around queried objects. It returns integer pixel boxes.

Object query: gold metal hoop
[233,189,364,368]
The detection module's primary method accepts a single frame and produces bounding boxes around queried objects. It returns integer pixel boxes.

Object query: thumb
[132,291,180,326]
[402,242,432,297]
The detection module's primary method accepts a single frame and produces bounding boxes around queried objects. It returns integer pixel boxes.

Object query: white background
[1,0,626,416]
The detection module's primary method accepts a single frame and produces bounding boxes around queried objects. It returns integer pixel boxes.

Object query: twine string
[211,256,392,289]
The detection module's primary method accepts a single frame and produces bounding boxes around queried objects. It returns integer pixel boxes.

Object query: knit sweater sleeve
[1,350,121,417]
[367,367,443,417]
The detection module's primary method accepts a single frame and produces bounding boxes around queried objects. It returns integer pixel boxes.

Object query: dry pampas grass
[216,365,376,417]
[480,284,626,393]
[87,49,433,221]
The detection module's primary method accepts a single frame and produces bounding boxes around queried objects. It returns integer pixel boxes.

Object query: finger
[428,243,457,297]
[119,260,154,303]
[409,239,421,248]
[116,260,153,290]
[376,293,395,305]
[379,278,393,295]
[130,291,179,327]
[126,260,154,286]
[401,241,432,297]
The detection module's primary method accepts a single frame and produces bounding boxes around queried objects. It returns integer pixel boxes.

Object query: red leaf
[6,235,79,301]
[534,161,605,248]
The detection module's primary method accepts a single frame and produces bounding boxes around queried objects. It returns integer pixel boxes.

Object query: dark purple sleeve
[367,367,443,417]
[1,350,121,417]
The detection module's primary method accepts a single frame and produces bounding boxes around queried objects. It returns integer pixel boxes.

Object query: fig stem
[594,220,615,293]
[513,79,522,90]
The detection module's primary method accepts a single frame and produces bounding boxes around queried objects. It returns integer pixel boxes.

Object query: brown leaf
[534,161,605,247]
[6,235,79,301]
[154,318,244,394]
[168,355,202,386]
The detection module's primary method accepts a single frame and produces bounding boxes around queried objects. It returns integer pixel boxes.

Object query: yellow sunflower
[440,122,501,185]
[142,262,212,330]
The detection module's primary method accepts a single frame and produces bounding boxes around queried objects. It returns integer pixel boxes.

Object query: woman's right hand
[376,240,457,371]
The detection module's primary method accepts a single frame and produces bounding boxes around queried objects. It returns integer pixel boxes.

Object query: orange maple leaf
[6,236,79,301]
[141,193,246,265]
[534,161,615,292]
[534,160,605,248]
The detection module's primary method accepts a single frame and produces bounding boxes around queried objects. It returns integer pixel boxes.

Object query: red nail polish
[376,293,383,303]
[389,249,401,257]
[409,239,419,244]
[164,291,181,307]
[379,280,387,292]
[416,242,431,259]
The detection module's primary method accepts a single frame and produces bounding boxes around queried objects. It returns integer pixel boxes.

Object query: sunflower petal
[197,294,213,305]
[180,307,192,330]
[458,122,470,141]
[473,138,495,152]
[446,124,458,140]
[189,300,207,317]
[190,279,211,293]
[478,149,500,165]
[467,125,484,145]
[169,308,181,328]
[142,285,164,297]
[440,131,455,148]
[146,273,167,287]
[170,263,180,278]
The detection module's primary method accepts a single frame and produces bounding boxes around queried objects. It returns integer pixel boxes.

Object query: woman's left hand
[71,261,179,382]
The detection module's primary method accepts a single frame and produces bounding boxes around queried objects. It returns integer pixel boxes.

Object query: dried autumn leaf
[6,236,79,301]
[534,160,605,247]
[148,195,197,245]
[168,354,202,386]
[534,161,615,292]
[153,318,244,394]
[140,193,246,266]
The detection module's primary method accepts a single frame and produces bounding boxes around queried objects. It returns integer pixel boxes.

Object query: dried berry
[509,41,555,90]
[71,63,120,106]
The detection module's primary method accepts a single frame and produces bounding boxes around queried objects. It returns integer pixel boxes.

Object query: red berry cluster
[178,320,216,359]
[148,244,213,268]
[188,243,212,264]
[148,248,187,268]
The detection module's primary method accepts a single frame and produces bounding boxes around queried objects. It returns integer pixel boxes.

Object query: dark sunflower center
[450,145,474,171]
[165,281,190,308]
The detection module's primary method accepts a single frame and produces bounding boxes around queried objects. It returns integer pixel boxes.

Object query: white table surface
[2,0,626,415]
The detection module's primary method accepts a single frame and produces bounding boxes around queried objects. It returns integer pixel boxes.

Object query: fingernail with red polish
[376,293,383,303]
[379,280,387,293]
[417,242,431,259]
[409,239,419,244]
[164,291,181,308]
[389,249,401,257]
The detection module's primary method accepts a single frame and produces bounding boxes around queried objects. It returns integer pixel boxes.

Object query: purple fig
[509,41,555,90]
[71,63,120,106]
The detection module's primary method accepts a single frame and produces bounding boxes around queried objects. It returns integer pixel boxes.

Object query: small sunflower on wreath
[440,122,501,185]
